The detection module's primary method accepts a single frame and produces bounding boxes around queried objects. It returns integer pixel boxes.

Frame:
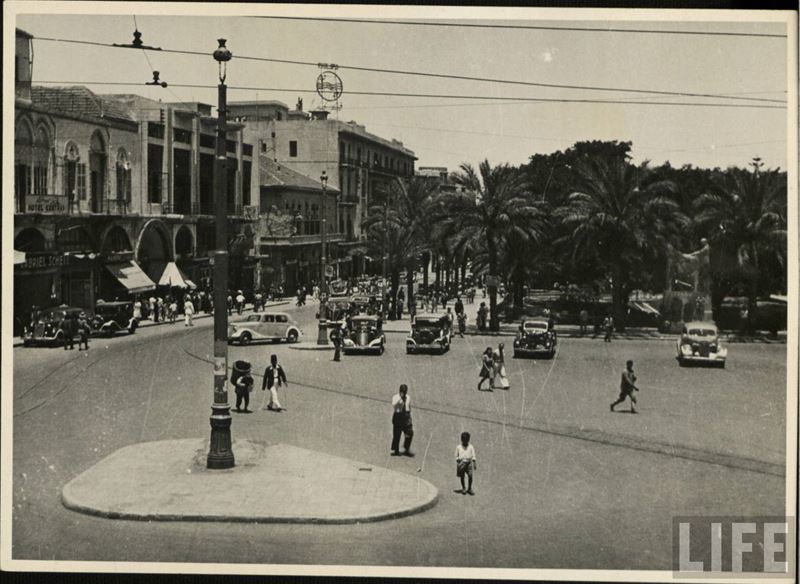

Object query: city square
[4,4,796,580]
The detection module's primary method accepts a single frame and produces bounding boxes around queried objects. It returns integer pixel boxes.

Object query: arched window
[14,119,34,205]
[64,141,84,202]
[33,125,52,195]
[116,148,132,203]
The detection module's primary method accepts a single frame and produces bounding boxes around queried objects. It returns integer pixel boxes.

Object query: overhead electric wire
[33,36,787,105]
[251,15,787,39]
[32,80,786,110]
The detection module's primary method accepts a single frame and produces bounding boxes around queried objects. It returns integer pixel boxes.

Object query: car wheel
[240,332,252,346]
[677,356,685,367]
[128,326,136,335]
[379,344,385,355]
[286,330,298,343]
[718,361,726,369]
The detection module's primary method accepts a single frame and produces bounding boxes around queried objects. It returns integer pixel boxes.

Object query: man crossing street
[390,384,414,457]
[611,360,640,413]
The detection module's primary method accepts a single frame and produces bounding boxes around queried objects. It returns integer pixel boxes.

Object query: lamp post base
[316,321,329,345]
[207,401,235,469]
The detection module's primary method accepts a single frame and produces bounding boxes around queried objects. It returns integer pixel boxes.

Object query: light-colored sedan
[228,312,301,346]
[676,321,727,368]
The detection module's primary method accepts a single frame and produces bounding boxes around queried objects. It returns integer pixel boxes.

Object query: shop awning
[14,250,26,265]
[158,261,192,288]
[185,279,198,290]
[106,261,157,294]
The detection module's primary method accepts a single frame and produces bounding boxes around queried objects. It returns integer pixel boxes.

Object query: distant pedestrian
[184,296,195,327]
[133,298,142,320]
[150,295,159,322]
[390,384,414,457]
[603,315,614,342]
[76,312,90,351]
[454,296,464,318]
[455,431,476,495]
[236,290,245,315]
[610,360,639,413]
[60,315,74,350]
[169,300,178,324]
[227,293,234,316]
[231,360,254,412]
[254,291,263,312]
[478,347,494,391]
[579,309,589,336]
[445,307,454,337]
[397,296,404,319]
[457,311,467,338]
[331,324,343,361]
[477,302,488,332]
[261,354,287,412]
[494,342,509,389]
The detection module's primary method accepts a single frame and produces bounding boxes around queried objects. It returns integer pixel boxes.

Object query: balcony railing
[104,199,130,215]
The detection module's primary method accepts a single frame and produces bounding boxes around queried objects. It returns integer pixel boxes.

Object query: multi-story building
[12,28,256,335]
[257,158,342,293]
[227,98,417,281]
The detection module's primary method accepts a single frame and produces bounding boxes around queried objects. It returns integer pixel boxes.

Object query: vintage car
[343,314,386,355]
[676,321,727,367]
[228,312,301,345]
[22,305,94,346]
[513,319,557,358]
[406,313,451,354]
[350,294,374,315]
[92,300,138,337]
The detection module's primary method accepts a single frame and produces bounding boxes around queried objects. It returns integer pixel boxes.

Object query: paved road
[11,300,787,569]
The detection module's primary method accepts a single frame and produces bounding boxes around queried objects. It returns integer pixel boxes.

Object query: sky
[14,5,792,173]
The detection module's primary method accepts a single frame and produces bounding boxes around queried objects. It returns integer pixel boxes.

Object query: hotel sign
[25,195,68,214]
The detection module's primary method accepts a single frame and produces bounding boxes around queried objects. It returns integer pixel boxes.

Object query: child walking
[455,432,477,495]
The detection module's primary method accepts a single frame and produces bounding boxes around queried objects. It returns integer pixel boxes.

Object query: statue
[662,238,713,330]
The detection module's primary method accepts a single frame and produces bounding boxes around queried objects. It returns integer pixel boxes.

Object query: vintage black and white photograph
[3,2,797,580]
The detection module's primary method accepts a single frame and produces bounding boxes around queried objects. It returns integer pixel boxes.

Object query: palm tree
[440,160,545,331]
[694,159,786,332]
[363,176,437,313]
[557,155,684,329]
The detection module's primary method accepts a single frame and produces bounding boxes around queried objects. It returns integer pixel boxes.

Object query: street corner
[61,438,439,524]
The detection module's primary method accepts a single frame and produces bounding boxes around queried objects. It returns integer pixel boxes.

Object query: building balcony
[260,232,346,247]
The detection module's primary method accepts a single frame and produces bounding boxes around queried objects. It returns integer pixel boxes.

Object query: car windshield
[40,309,67,320]
[524,322,548,331]
[688,328,716,337]
[416,320,441,328]
[246,315,260,322]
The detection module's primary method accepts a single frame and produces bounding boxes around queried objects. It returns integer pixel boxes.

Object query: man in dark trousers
[611,360,639,413]
[390,384,414,456]
[60,315,74,350]
[331,324,343,362]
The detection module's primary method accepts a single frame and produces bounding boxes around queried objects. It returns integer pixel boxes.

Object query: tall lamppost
[316,170,329,344]
[207,38,234,470]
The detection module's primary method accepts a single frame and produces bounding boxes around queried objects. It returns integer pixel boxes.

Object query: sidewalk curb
[61,439,440,525]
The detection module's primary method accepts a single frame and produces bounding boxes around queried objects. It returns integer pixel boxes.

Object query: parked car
[22,305,93,346]
[228,312,301,345]
[676,321,727,368]
[406,313,451,354]
[93,300,138,337]
[513,319,557,359]
[343,314,385,355]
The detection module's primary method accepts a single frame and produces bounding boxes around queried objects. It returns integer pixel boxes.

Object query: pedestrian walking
[227,293,234,316]
[184,296,195,327]
[231,360,254,412]
[457,311,467,338]
[455,431,477,495]
[254,291,263,313]
[477,302,488,332]
[150,295,159,323]
[169,299,178,324]
[454,296,464,318]
[133,297,142,321]
[331,324,343,361]
[236,290,245,315]
[397,296,404,319]
[579,308,589,337]
[603,315,614,343]
[390,384,414,456]
[494,342,509,389]
[610,360,639,413]
[60,314,74,350]
[76,312,90,351]
[478,347,494,391]
[261,354,287,412]
[445,307,454,338]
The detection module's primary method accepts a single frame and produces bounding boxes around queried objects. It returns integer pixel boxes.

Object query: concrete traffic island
[62,439,439,524]
[289,342,334,351]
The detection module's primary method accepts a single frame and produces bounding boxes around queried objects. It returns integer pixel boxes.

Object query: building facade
[13,28,257,335]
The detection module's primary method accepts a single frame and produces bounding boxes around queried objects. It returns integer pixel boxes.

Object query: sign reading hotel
[25,195,68,214]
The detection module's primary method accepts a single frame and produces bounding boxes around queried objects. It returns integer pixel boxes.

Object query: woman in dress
[494,342,509,389]
[478,347,494,391]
